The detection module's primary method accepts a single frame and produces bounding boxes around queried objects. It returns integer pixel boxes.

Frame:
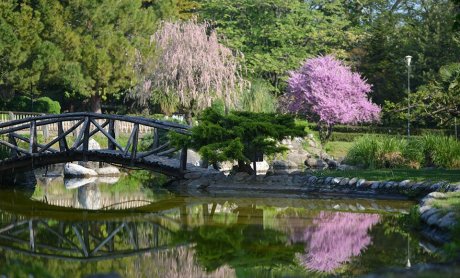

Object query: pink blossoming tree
[285,55,381,143]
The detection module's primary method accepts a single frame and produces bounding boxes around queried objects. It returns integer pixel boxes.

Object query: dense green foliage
[0,95,60,113]
[345,135,460,169]
[195,0,460,128]
[358,0,460,106]
[0,0,188,113]
[33,97,61,114]
[197,0,356,94]
[386,62,460,128]
[176,224,303,272]
[171,108,305,172]
[1,0,459,131]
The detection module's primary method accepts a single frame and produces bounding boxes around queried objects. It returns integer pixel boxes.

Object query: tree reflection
[291,211,380,273]
[175,205,304,272]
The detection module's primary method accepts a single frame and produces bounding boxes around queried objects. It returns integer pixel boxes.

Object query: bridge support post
[153,128,159,148]
[108,119,116,150]
[7,134,18,157]
[180,147,187,172]
[57,122,68,151]
[29,121,37,154]
[82,117,90,152]
[130,123,139,162]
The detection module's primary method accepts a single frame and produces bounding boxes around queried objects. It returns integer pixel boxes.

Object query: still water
[0,173,441,277]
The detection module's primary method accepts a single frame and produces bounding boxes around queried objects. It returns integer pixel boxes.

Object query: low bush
[33,97,61,114]
[427,136,460,169]
[344,135,460,169]
[306,123,451,137]
[6,95,32,111]
[170,107,305,173]
[1,95,61,114]
[344,135,381,168]
[329,132,362,142]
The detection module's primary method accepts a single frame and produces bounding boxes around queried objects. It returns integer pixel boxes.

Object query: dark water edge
[0,174,449,278]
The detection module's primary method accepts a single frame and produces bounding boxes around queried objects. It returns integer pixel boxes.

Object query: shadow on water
[0,173,446,277]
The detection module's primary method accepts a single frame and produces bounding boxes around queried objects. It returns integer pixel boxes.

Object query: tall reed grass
[345,134,460,169]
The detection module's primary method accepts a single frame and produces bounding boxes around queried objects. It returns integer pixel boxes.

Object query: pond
[0,172,442,277]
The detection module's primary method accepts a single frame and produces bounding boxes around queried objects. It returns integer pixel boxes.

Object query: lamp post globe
[405,56,412,139]
[405,55,412,66]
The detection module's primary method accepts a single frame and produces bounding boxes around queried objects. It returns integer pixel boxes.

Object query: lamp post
[405,55,412,139]
[406,234,411,268]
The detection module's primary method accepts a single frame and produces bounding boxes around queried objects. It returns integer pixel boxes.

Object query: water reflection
[33,176,162,210]
[0,213,171,261]
[0,179,440,277]
[0,211,234,277]
[292,212,380,273]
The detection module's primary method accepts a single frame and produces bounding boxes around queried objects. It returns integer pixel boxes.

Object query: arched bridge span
[0,113,198,178]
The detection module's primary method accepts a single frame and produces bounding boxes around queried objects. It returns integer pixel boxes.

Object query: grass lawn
[430,192,460,213]
[313,168,460,183]
[324,141,353,159]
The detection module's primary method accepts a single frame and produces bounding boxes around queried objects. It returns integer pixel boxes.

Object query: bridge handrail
[0,112,191,135]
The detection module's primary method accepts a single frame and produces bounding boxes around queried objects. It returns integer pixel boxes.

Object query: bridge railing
[0,111,44,122]
[0,113,191,175]
[0,111,186,135]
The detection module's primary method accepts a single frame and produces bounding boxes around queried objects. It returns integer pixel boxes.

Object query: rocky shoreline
[418,192,458,245]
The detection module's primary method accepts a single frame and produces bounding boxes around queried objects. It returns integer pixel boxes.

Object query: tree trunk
[237,160,255,175]
[318,122,333,145]
[185,110,193,126]
[90,94,102,113]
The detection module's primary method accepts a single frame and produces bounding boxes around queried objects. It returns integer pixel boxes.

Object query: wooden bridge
[0,112,201,178]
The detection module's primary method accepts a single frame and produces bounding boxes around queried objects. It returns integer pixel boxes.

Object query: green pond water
[0,173,443,277]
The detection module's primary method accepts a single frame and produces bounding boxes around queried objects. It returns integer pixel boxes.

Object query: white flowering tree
[147,20,244,124]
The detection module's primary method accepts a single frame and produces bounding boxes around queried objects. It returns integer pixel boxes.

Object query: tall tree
[36,0,161,113]
[356,0,460,108]
[0,0,202,112]
[390,62,460,127]
[196,0,359,94]
[0,1,45,99]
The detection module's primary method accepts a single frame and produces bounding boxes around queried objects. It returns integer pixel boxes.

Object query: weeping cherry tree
[148,20,244,124]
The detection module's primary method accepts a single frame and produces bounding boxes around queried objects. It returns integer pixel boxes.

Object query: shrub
[33,97,61,114]
[2,95,61,114]
[7,95,32,111]
[428,136,460,169]
[401,139,424,169]
[170,107,305,173]
[306,123,450,137]
[329,132,362,142]
[344,135,381,168]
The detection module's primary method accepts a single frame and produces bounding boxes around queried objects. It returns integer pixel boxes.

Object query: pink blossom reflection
[292,212,380,273]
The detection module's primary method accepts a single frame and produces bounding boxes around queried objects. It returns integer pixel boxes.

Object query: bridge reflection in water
[0,214,172,262]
